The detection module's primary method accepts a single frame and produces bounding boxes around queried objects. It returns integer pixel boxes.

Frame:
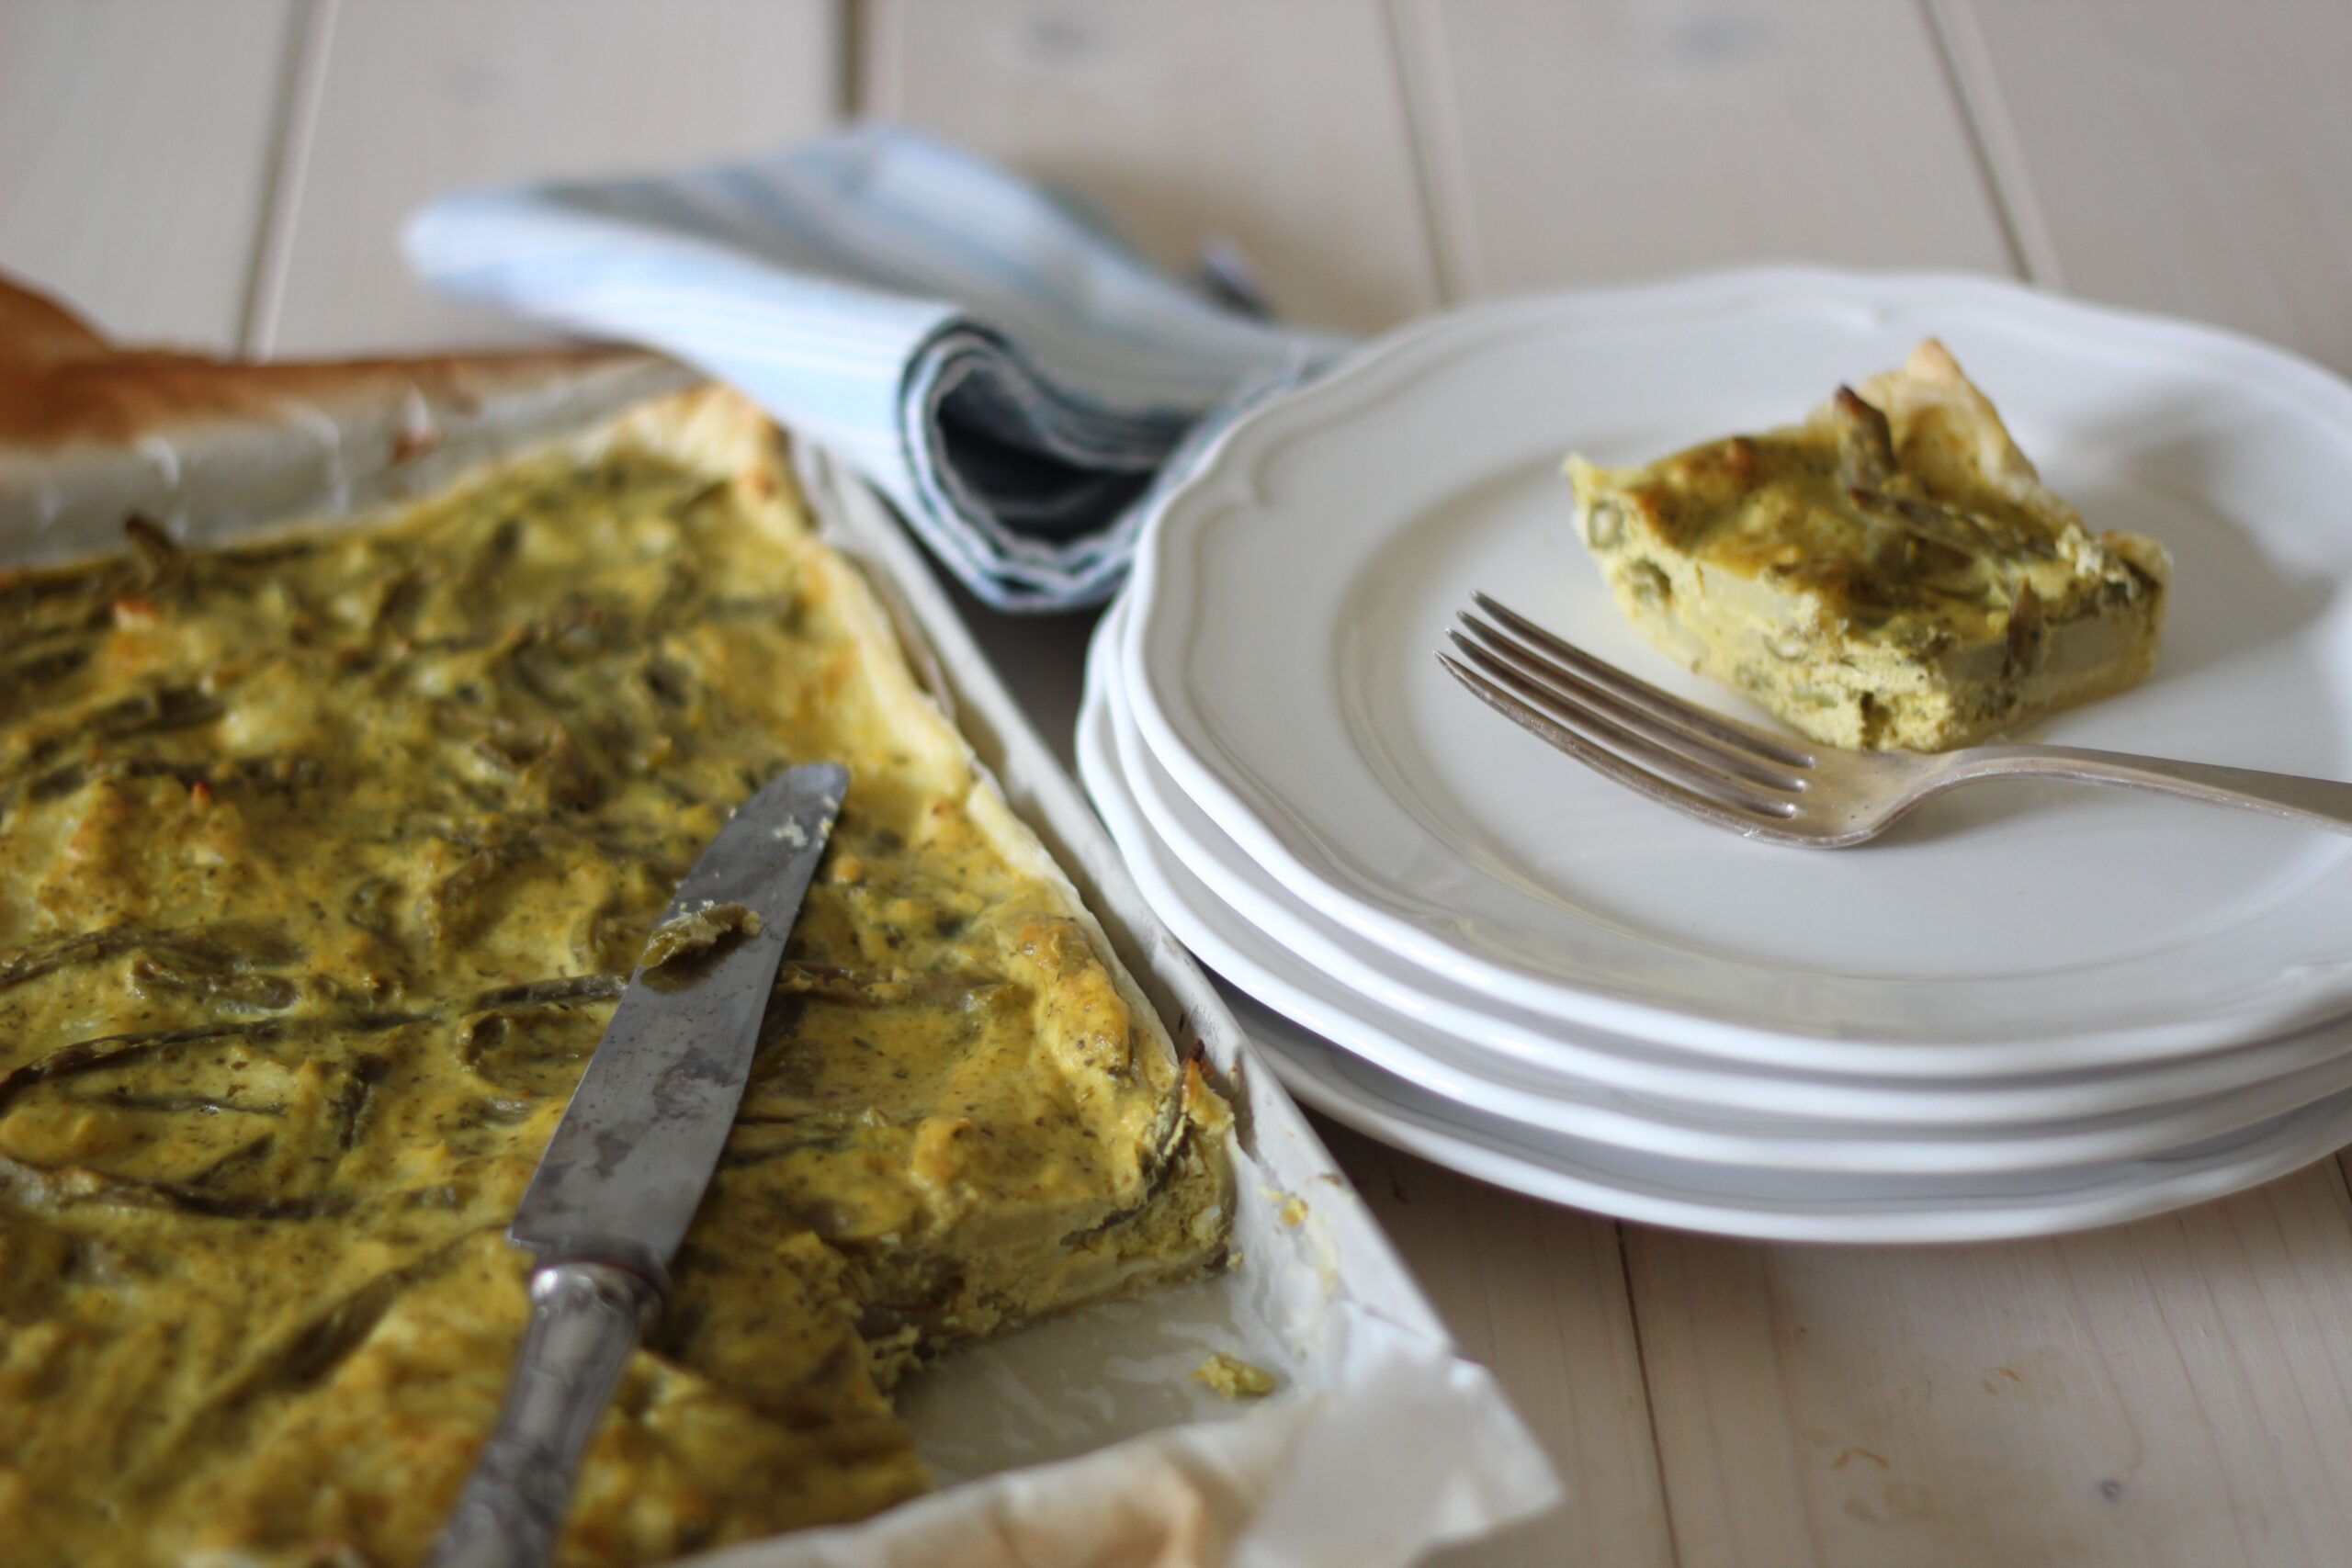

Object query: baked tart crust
[0,384,1230,1567]
[1566,340,2170,752]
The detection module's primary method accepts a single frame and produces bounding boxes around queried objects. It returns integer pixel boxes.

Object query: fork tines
[1438,593,1815,832]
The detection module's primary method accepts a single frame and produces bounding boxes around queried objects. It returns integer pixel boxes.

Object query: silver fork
[1439,593,2352,848]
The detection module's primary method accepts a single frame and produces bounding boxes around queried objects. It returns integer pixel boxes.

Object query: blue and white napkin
[405,126,1347,611]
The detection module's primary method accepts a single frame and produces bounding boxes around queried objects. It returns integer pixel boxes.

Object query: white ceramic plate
[1079,629,2352,1235]
[1230,981,2352,1245]
[1123,269,2352,1075]
[1084,610,2352,1175]
[1086,614,2352,1172]
[1091,606,2352,1127]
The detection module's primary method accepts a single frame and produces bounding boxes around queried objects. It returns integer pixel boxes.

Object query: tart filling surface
[1566,340,2170,751]
[0,390,1230,1567]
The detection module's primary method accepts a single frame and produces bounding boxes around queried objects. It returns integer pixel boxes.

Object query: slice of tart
[1565,340,2170,752]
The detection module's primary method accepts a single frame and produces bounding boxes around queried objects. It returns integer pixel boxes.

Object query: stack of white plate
[1080,268,2352,1242]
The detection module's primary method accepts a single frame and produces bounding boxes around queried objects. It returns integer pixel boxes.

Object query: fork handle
[1948,745,2352,834]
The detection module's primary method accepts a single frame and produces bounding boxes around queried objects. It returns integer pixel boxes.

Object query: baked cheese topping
[1566,340,2170,751]
[0,392,1230,1567]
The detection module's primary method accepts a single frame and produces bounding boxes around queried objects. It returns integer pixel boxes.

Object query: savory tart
[1566,340,2170,751]
[0,386,1231,1567]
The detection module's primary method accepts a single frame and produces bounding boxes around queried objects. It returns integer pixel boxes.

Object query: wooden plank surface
[1937,0,2352,375]
[1631,1172,2352,1568]
[1392,0,2016,297]
[251,0,842,355]
[860,0,1442,335]
[0,0,298,349]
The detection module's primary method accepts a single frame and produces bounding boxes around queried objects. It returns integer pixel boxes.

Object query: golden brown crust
[0,277,112,367]
[1858,337,2053,516]
[1860,340,2173,596]
[0,275,676,449]
[0,274,698,563]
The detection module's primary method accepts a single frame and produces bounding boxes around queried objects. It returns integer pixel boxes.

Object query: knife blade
[430,761,848,1568]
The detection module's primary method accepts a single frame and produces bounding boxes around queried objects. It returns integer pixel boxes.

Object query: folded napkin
[405,126,1347,611]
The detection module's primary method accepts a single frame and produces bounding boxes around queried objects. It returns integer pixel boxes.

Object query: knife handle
[428,1261,660,1568]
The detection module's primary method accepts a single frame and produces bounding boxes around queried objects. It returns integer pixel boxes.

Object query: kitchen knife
[429,761,850,1568]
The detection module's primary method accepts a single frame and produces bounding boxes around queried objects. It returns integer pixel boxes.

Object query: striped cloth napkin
[404,126,1346,611]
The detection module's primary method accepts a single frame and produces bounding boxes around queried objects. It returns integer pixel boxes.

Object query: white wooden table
[7,4,2351,1563]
